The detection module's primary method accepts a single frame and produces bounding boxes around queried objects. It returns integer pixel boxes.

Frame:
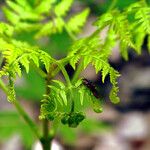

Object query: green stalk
[41,70,52,150]
[0,79,8,94]
[0,79,40,139]
[41,119,51,150]
[13,100,41,139]
[108,0,118,11]
[71,61,83,84]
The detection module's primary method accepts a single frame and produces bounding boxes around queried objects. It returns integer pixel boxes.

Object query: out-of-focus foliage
[16,70,45,100]
[0,111,34,147]
[3,0,90,38]
[59,118,112,144]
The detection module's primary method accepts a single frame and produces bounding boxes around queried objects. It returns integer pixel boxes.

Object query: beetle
[82,78,100,99]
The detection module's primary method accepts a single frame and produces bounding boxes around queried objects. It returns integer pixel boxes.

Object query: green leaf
[120,41,129,60]
[0,23,14,37]
[79,89,84,105]
[6,0,24,14]
[94,12,113,29]
[14,62,22,77]
[91,97,103,113]
[134,31,145,54]
[109,68,120,104]
[67,8,90,33]
[15,0,29,7]
[54,0,73,17]
[35,0,55,14]
[49,85,59,93]
[52,80,65,89]
[70,55,80,70]
[39,51,52,72]
[7,74,16,102]
[102,65,110,83]
[41,99,56,114]
[60,90,68,105]
[74,79,82,88]
[83,56,92,69]
[2,7,19,25]
[29,53,39,67]
[35,21,53,38]
[135,7,150,34]
[19,55,30,73]
[93,59,102,74]
[54,17,65,33]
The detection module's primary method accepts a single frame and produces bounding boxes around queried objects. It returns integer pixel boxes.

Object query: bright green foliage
[94,10,134,60]
[94,1,150,58]
[67,35,120,103]
[0,111,34,147]
[40,79,103,127]
[7,74,16,102]
[3,0,89,38]
[0,39,53,77]
[67,8,90,33]
[54,0,73,17]
[126,1,150,54]
[0,0,150,131]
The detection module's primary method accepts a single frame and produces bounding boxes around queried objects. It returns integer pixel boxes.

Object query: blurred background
[0,0,150,150]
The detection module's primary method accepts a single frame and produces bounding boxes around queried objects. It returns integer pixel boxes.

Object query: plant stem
[41,119,51,150]
[108,0,118,11]
[13,100,41,139]
[0,79,40,139]
[71,61,83,84]
[54,60,71,86]
[41,67,54,150]
[0,79,8,94]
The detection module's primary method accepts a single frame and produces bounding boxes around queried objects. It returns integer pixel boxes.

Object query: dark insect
[82,78,100,99]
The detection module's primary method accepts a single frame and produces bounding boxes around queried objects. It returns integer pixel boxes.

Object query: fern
[67,34,120,103]
[94,10,135,60]
[40,78,102,126]
[3,0,89,38]
[67,8,90,33]
[126,1,150,54]
[7,73,16,103]
[0,0,149,143]
[54,0,73,17]
[0,23,14,37]
[0,39,53,77]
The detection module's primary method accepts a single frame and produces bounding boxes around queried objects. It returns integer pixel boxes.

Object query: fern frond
[68,34,120,103]
[109,68,120,104]
[0,39,53,77]
[135,8,150,34]
[0,23,14,37]
[67,8,90,33]
[40,95,57,120]
[54,0,73,17]
[7,73,16,102]
[3,0,89,38]
[94,9,135,60]
[35,0,56,14]
[112,10,134,49]
[94,12,113,30]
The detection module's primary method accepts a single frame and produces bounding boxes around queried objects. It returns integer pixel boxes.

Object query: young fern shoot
[0,0,150,149]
